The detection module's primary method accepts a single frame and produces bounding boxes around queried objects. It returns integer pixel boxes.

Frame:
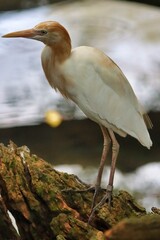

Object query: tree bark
[0,141,159,240]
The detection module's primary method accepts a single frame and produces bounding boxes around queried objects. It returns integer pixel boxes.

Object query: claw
[88,185,113,224]
[62,185,95,193]
[90,185,101,210]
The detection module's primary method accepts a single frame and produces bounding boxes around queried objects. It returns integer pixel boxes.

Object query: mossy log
[0,142,160,240]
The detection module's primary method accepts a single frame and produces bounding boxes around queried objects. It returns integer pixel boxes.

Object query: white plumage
[3,21,152,220]
[42,45,152,148]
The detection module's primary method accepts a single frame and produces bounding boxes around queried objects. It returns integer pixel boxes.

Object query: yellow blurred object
[45,110,63,127]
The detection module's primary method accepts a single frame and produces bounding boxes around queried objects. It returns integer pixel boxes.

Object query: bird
[2,21,152,221]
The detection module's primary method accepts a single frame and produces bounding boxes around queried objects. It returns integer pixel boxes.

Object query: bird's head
[2,21,71,46]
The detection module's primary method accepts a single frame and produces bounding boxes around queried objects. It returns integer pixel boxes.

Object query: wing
[62,46,152,148]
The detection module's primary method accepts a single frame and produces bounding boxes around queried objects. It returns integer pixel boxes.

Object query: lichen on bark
[0,141,159,240]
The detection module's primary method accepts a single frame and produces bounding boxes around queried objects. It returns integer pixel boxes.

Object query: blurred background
[0,0,160,210]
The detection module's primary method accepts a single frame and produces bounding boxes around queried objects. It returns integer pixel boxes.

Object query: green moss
[56,235,67,240]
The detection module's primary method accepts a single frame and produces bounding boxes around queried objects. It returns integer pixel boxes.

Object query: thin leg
[95,126,111,187]
[88,129,119,223]
[91,125,111,209]
[107,130,119,186]
[62,126,111,197]
[106,129,120,205]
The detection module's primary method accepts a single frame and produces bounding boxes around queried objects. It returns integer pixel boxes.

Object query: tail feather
[132,114,152,149]
[143,113,153,129]
[119,111,153,149]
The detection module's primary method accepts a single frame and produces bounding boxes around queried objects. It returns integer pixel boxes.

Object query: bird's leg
[91,125,111,209]
[103,129,119,206]
[66,126,111,196]
[88,129,119,223]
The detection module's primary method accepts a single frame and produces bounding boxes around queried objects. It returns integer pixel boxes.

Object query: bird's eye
[40,30,47,35]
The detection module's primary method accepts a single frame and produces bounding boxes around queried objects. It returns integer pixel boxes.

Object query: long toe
[62,185,95,193]
[97,190,112,208]
[88,189,113,224]
[90,185,102,210]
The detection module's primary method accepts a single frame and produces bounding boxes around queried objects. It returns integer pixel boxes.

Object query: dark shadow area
[0,0,159,11]
[123,0,160,7]
[0,111,159,173]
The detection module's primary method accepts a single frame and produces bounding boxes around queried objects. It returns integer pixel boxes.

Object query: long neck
[41,39,71,96]
[41,37,71,79]
[48,25,72,63]
[51,39,71,63]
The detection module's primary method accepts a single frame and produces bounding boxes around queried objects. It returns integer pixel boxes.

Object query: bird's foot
[90,184,102,209]
[61,174,95,193]
[88,184,113,224]
[62,185,95,193]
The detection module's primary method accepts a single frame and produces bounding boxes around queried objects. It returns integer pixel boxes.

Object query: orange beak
[2,28,37,38]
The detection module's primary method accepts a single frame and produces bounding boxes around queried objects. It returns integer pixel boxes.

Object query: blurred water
[0,0,160,128]
[0,0,160,214]
[55,161,160,211]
